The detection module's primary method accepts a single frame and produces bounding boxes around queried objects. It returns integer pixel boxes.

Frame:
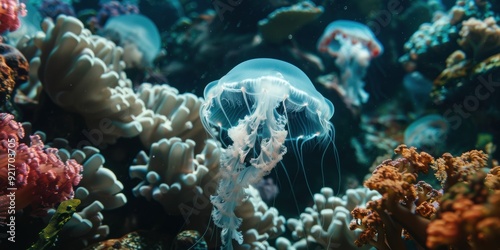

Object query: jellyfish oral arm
[210,90,288,249]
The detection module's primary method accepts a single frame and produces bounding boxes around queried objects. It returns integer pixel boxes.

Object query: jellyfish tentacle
[211,78,289,249]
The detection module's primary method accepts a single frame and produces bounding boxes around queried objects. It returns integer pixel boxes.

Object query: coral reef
[0,0,27,34]
[349,144,500,250]
[258,1,323,44]
[87,0,139,32]
[0,113,82,217]
[458,17,500,62]
[427,171,500,249]
[130,137,220,214]
[0,43,29,116]
[38,0,75,20]
[34,15,151,144]
[136,83,207,151]
[235,185,286,249]
[276,187,380,250]
[4,1,500,249]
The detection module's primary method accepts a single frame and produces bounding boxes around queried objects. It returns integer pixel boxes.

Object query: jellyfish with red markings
[318,20,383,109]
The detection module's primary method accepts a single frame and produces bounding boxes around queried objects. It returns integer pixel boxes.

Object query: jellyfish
[317,20,383,108]
[103,14,161,67]
[403,71,433,115]
[404,114,449,154]
[201,58,334,249]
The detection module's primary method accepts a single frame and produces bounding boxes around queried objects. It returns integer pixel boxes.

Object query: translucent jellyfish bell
[404,114,449,154]
[201,58,335,249]
[103,14,161,66]
[203,58,334,142]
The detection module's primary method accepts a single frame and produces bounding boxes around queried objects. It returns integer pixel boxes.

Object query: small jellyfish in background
[103,14,161,68]
[404,114,449,154]
[201,58,335,249]
[403,71,434,115]
[253,178,279,204]
[317,20,383,110]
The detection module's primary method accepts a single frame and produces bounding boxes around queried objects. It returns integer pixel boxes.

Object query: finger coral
[130,137,220,215]
[136,83,207,151]
[34,15,152,144]
[277,187,380,250]
[235,185,286,249]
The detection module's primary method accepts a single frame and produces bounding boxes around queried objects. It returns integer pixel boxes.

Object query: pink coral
[0,113,82,217]
[0,0,27,34]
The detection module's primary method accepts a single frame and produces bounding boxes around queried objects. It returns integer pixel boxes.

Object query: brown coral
[485,166,500,190]
[458,17,500,62]
[350,145,436,249]
[432,150,488,189]
[427,172,500,249]
[0,44,29,115]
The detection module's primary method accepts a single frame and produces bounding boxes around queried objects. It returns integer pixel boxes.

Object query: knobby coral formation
[277,187,380,249]
[130,137,220,215]
[136,83,207,151]
[34,15,150,144]
[45,138,127,245]
[235,185,286,249]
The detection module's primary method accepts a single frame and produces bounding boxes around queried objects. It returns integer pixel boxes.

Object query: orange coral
[485,166,500,190]
[350,206,384,248]
[351,145,436,249]
[432,150,488,189]
[427,172,500,249]
[351,145,499,250]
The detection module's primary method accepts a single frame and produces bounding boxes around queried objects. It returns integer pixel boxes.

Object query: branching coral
[432,149,488,189]
[485,166,500,189]
[276,187,380,250]
[0,113,83,217]
[400,0,496,78]
[427,171,500,249]
[349,145,437,249]
[350,144,499,250]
